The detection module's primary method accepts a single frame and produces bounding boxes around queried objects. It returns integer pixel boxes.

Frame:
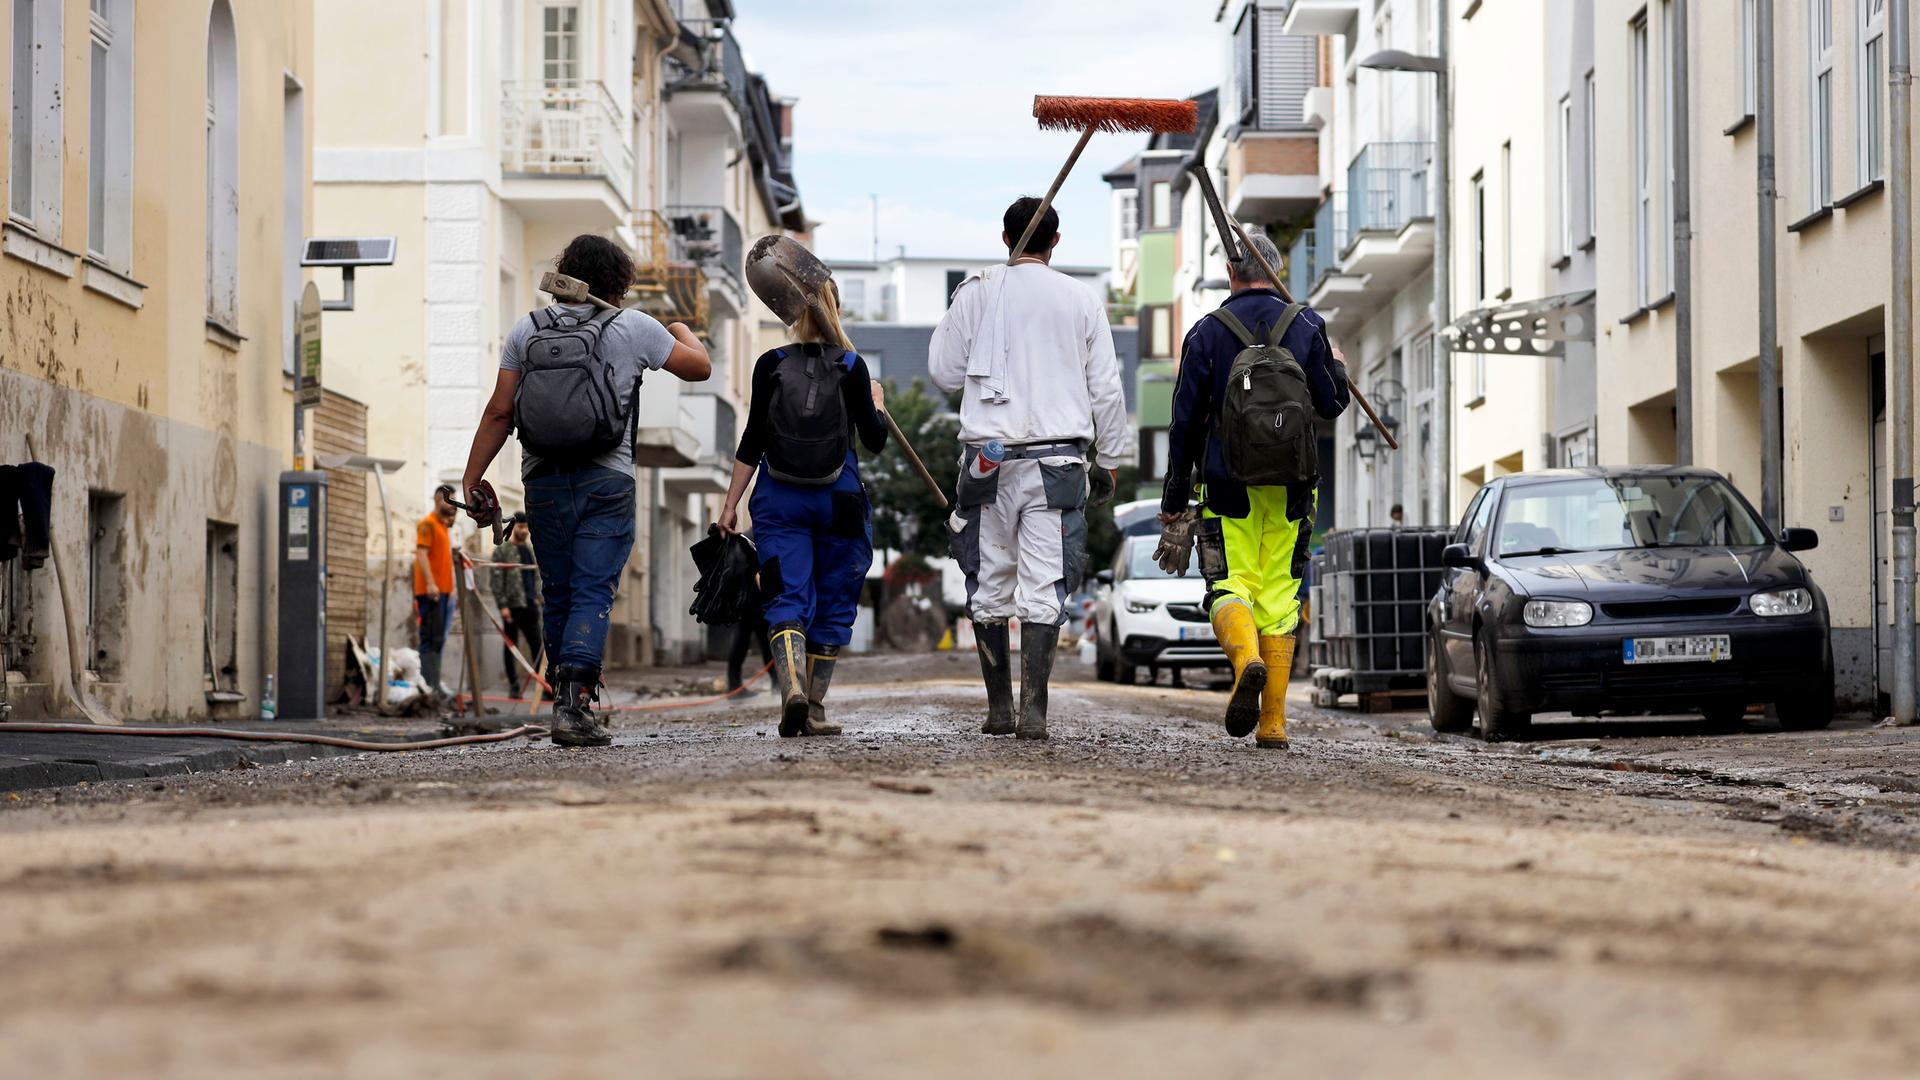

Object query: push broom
[1008,96,1201,263]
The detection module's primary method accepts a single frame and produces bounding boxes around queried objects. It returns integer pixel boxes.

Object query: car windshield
[1495,476,1771,556]
[1127,540,1175,579]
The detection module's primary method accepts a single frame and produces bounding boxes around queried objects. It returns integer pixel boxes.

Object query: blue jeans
[524,467,636,672]
[749,462,872,648]
[414,593,454,690]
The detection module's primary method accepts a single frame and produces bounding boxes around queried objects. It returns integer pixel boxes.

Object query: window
[205,522,239,693]
[1858,0,1887,184]
[86,492,126,678]
[945,269,966,308]
[1150,181,1172,228]
[1150,306,1172,357]
[1500,140,1512,294]
[1584,70,1597,243]
[1740,0,1757,118]
[1558,430,1593,469]
[1809,0,1834,208]
[1633,13,1652,305]
[205,0,238,327]
[1557,96,1574,256]
[1471,170,1487,301]
[842,278,867,320]
[1118,189,1139,242]
[10,0,61,231]
[1661,0,1676,289]
[542,1,580,87]
[1459,487,1495,549]
[86,0,132,267]
[1141,428,1171,480]
[1411,333,1432,393]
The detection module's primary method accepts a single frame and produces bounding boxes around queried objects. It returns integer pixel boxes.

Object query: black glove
[1089,467,1117,508]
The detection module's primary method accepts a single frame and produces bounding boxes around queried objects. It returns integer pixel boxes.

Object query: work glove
[1089,466,1117,508]
[1153,511,1196,577]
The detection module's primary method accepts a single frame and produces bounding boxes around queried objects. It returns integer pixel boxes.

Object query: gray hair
[1226,230,1284,285]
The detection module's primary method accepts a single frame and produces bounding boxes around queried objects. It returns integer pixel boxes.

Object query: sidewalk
[0,716,449,794]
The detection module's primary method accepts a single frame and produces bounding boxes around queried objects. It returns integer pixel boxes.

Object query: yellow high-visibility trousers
[1203,486,1314,637]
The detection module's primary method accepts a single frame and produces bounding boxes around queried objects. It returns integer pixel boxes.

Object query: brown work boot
[804,644,844,736]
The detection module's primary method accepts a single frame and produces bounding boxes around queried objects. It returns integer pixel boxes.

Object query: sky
[731,0,1226,269]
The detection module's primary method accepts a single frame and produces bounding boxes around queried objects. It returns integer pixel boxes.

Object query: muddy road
[6,652,1920,1078]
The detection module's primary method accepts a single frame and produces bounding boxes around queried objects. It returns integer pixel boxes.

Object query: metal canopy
[1442,289,1596,357]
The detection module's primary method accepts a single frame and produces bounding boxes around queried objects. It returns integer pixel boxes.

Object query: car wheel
[1112,623,1137,685]
[1095,647,1115,682]
[1427,636,1474,734]
[1777,671,1835,731]
[1475,631,1532,742]
[1701,702,1750,732]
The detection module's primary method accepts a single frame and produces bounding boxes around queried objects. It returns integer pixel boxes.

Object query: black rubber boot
[1018,623,1060,741]
[769,622,812,737]
[805,645,843,736]
[550,664,612,748]
[974,619,1016,734]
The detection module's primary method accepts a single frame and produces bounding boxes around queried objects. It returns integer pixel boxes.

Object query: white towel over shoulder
[960,264,1013,403]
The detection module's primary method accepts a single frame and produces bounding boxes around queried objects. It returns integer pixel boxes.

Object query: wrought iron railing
[665,204,743,291]
[665,20,755,126]
[1345,141,1432,237]
[631,210,671,289]
[663,263,710,330]
[500,80,634,199]
[1288,198,1346,296]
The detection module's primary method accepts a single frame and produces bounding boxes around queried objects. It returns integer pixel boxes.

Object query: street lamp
[316,452,407,715]
[1360,9,1451,527]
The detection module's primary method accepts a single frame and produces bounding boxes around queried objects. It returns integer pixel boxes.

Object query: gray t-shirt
[499,303,677,478]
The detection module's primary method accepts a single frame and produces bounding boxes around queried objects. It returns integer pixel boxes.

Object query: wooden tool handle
[1223,218,1399,450]
[880,408,950,510]
[1008,125,1097,264]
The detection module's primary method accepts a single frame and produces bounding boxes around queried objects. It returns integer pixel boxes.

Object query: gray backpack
[1207,303,1317,487]
[512,306,638,465]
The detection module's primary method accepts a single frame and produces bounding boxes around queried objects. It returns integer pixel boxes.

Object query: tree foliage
[864,379,962,561]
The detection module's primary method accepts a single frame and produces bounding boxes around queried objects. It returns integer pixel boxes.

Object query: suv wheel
[1111,622,1138,685]
[1427,636,1474,734]
[1475,632,1532,742]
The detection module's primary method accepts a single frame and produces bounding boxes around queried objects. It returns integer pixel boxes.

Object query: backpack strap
[1206,307,1258,348]
[1265,303,1307,348]
[840,350,857,371]
[529,307,557,331]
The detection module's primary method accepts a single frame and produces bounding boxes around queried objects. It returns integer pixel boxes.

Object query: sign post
[293,281,323,469]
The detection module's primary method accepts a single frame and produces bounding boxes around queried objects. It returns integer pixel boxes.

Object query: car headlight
[1523,599,1593,628]
[1125,599,1159,615]
[1751,587,1813,617]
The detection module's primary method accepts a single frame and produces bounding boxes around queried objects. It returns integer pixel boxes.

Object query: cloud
[733,0,1225,265]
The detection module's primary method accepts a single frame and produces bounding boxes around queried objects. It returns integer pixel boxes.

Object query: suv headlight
[1523,599,1593,628]
[1125,599,1159,615]
[1751,587,1813,617]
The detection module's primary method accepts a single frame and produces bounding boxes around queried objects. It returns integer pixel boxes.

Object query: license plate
[1179,626,1215,642]
[1623,635,1732,664]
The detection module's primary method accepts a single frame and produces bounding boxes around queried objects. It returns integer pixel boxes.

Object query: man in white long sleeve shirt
[929,196,1133,740]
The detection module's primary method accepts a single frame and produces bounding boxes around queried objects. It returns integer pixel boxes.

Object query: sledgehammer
[1186,164,1399,451]
[540,270,619,311]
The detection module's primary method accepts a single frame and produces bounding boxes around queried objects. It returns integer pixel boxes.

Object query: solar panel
[300,237,396,267]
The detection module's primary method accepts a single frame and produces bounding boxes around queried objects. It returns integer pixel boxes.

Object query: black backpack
[764,344,850,486]
[512,306,639,464]
[1208,303,1318,486]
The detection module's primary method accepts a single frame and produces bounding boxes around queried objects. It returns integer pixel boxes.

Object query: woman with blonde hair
[718,273,888,736]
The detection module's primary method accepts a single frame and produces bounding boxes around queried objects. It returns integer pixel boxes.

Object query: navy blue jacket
[1161,288,1349,519]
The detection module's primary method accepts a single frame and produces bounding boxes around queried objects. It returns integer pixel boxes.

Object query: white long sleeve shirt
[929,262,1134,470]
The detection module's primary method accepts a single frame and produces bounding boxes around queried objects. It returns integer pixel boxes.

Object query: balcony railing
[1344,141,1432,237]
[631,210,671,289]
[665,20,754,124]
[1289,199,1346,297]
[665,204,743,291]
[501,81,633,198]
[663,263,711,331]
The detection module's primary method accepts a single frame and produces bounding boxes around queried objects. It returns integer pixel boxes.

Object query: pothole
[704,914,1407,1014]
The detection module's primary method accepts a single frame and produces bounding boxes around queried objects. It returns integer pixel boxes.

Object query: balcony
[499,81,633,225]
[1340,141,1434,281]
[666,204,746,317]
[631,210,671,297]
[1226,133,1321,220]
[662,392,739,495]
[631,376,699,469]
[664,21,750,140]
[1281,0,1362,36]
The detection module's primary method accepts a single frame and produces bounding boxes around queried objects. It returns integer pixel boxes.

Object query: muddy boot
[974,619,1016,735]
[1212,597,1268,739]
[1255,635,1295,749]
[1018,623,1060,741]
[550,664,612,748]
[769,623,812,737]
[804,644,843,736]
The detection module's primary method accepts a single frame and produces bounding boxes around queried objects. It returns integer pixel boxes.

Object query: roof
[1102,154,1140,185]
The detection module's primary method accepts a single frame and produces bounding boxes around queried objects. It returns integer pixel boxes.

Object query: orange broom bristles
[1033,95,1199,135]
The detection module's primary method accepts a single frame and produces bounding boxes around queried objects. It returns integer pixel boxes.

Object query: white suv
[1092,535,1227,684]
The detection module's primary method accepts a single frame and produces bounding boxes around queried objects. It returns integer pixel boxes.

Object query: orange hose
[0,723,548,751]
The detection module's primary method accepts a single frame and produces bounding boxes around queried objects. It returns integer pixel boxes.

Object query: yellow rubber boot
[1256,635,1296,748]
[1212,598,1267,738]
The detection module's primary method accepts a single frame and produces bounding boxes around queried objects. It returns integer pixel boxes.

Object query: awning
[1442,289,1596,357]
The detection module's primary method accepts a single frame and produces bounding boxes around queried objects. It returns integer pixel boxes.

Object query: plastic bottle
[968,440,1006,481]
[260,674,277,721]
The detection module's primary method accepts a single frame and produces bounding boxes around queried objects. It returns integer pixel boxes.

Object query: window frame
[541,0,581,89]
[1661,0,1675,291]
[1118,188,1139,242]
[1857,0,1887,184]
[10,0,62,234]
[1740,0,1758,119]
[1584,69,1597,244]
[205,0,239,328]
[86,0,134,271]
[1809,0,1835,209]
[1471,169,1486,303]
[1500,140,1512,296]
[1557,94,1574,257]
[1150,180,1172,229]
[1632,11,1652,307]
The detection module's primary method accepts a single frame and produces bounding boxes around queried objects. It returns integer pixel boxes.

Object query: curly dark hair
[555,234,635,306]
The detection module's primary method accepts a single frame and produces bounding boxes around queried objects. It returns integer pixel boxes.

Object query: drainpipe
[1757,0,1782,528]
[1888,0,1914,724]
[1673,0,1694,465]
[1431,0,1452,526]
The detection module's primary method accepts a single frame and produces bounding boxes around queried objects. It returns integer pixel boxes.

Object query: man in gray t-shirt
[497,302,678,479]
[460,234,713,747]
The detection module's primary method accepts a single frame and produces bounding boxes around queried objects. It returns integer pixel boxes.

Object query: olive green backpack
[1206,302,1318,487]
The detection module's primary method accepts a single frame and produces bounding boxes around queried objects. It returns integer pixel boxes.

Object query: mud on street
[5,653,1920,1078]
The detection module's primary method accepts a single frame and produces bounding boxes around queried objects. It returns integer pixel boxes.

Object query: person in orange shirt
[414,485,459,699]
